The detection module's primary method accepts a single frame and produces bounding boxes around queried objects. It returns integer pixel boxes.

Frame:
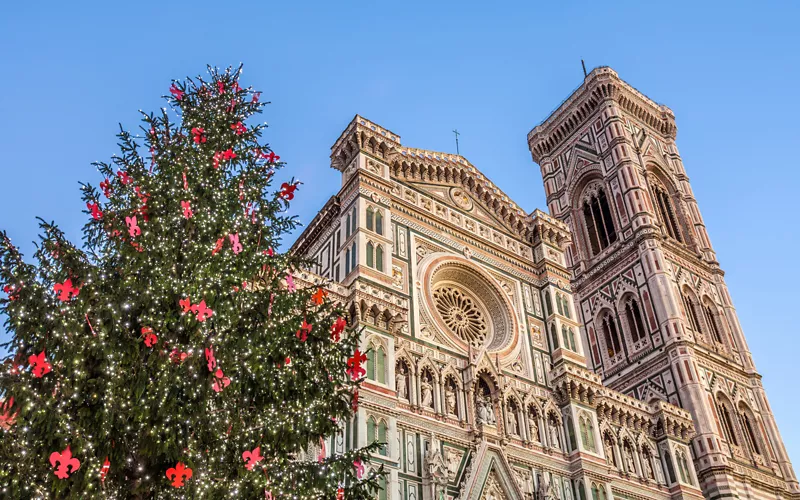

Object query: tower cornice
[527,67,678,164]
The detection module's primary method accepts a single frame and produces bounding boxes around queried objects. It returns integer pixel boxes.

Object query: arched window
[375,245,384,272]
[717,399,738,446]
[651,181,683,242]
[565,415,577,452]
[377,475,387,500]
[366,206,374,231]
[591,483,607,500]
[601,312,623,358]
[345,248,351,275]
[641,447,656,480]
[562,326,571,351]
[582,187,617,256]
[568,327,577,352]
[681,287,703,334]
[579,415,596,451]
[677,451,692,485]
[351,206,357,232]
[576,481,587,500]
[345,212,351,237]
[378,420,388,456]
[367,345,386,384]
[544,290,553,316]
[702,299,724,344]
[562,295,572,319]
[375,210,383,235]
[350,242,356,270]
[550,324,559,350]
[738,406,761,455]
[366,242,374,268]
[624,297,648,343]
[556,294,564,315]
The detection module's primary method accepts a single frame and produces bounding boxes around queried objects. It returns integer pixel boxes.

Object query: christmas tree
[0,66,380,498]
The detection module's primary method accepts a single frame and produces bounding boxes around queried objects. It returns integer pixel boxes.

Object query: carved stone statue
[421,378,434,409]
[624,445,636,473]
[537,473,557,500]
[604,439,616,466]
[445,448,460,480]
[530,416,540,443]
[445,384,457,416]
[549,420,560,449]
[396,364,408,400]
[486,398,497,425]
[477,398,489,424]
[507,407,518,435]
[642,454,654,479]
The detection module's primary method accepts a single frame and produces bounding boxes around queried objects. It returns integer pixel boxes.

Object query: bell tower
[528,67,798,499]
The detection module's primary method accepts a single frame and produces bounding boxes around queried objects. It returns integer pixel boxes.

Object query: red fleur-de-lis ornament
[166,462,192,487]
[231,121,246,135]
[125,216,141,238]
[212,237,224,255]
[170,349,190,364]
[242,446,264,470]
[279,182,297,200]
[296,319,313,342]
[117,170,133,185]
[99,456,110,483]
[3,283,21,301]
[311,287,327,305]
[191,300,214,322]
[87,201,103,220]
[331,317,346,343]
[346,350,367,381]
[49,445,81,479]
[141,327,158,347]
[0,397,19,430]
[191,127,206,144]
[179,296,192,313]
[285,272,296,293]
[229,233,243,254]
[205,347,217,372]
[169,84,184,100]
[54,278,80,302]
[100,179,112,198]
[181,200,193,219]
[212,369,230,393]
[353,458,365,479]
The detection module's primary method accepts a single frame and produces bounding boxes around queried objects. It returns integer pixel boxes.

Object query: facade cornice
[528,67,677,164]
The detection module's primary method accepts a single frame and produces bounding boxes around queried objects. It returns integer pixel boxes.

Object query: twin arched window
[650,181,683,242]
[365,206,383,235]
[601,312,623,358]
[366,344,386,384]
[582,187,617,256]
[345,206,357,238]
[717,399,738,446]
[623,297,648,344]
[579,414,596,451]
[682,287,727,347]
[591,483,608,500]
[365,241,384,272]
[561,325,577,352]
[738,405,762,456]
[366,416,388,456]
[556,292,571,319]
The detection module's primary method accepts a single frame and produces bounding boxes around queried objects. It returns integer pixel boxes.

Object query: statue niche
[475,378,497,426]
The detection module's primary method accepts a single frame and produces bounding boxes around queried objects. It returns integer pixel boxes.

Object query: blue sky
[2,0,798,466]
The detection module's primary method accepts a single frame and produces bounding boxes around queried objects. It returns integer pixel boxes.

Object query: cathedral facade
[292,67,798,499]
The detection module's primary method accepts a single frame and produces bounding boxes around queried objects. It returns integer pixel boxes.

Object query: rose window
[433,286,488,346]
[421,259,517,353]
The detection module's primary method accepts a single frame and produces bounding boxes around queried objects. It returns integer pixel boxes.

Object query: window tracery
[581,184,617,256]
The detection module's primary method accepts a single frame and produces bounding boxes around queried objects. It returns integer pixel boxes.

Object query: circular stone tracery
[432,285,488,346]
[422,258,516,353]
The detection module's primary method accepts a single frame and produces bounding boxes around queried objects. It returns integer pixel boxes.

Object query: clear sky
[2,0,798,468]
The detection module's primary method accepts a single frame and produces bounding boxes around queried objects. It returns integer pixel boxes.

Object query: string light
[0,66,382,498]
